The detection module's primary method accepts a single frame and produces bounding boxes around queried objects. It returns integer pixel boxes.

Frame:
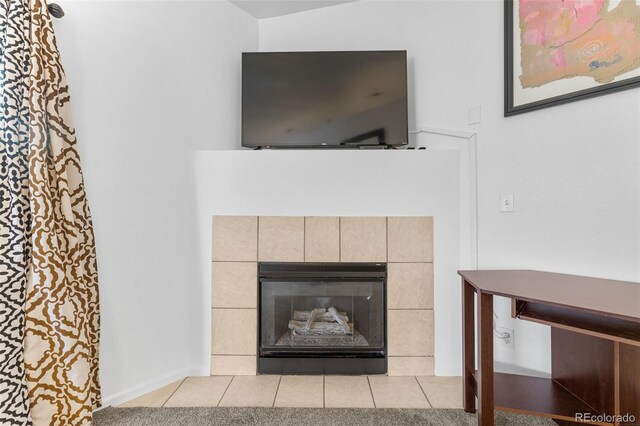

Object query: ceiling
[229,1,357,19]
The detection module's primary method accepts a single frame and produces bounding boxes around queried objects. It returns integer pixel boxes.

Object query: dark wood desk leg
[477,290,494,426]
[462,279,476,413]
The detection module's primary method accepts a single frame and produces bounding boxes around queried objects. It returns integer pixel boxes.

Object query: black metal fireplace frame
[257,262,387,375]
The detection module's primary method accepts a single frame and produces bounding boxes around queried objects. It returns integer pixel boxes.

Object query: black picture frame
[504,0,640,117]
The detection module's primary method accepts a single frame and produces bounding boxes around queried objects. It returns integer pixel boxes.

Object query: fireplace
[211,216,434,377]
[258,262,387,375]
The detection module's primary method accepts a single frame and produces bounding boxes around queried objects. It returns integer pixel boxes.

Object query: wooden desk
[458,270,640,426]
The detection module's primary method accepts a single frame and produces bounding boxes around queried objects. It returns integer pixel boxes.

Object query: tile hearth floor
[117,376,463,409]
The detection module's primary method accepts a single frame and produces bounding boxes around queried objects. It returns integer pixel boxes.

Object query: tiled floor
[117,376,463,409]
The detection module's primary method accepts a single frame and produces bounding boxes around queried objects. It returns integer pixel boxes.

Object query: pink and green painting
[507,0,640,114]
[520,0,640,87]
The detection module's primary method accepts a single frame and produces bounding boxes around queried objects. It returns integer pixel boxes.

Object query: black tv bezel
[241,50,409,149]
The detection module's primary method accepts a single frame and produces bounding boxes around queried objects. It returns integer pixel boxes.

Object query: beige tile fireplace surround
[211,216,434,376]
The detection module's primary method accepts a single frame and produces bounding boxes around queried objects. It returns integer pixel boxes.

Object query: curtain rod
[48,3,64,19]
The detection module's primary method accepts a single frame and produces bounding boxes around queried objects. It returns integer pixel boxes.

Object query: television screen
[242,51,408,148]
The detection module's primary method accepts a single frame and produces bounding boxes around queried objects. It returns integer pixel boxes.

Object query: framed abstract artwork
[505,0,640,116]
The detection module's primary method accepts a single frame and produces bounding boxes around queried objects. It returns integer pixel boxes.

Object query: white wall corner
[98,366,203,409]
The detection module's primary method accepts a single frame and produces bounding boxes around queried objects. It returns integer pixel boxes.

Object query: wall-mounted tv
[242,51,408,149]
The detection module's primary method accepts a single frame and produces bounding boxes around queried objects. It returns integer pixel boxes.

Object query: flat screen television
[242,51,408,149]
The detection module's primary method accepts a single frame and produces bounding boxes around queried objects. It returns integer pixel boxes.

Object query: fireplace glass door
[261,280,384,351]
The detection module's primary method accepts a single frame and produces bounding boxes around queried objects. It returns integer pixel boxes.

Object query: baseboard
[494,361,550,379]
[97,365,203,410]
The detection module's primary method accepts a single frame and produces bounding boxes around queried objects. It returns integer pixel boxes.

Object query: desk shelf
[491,373,610,425]
[513,299,640,347]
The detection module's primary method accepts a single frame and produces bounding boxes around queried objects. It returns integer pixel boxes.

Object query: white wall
[54,1,258,405]
[259,0,640,374]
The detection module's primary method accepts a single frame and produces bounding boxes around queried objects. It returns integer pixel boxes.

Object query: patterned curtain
[1,0,101,425]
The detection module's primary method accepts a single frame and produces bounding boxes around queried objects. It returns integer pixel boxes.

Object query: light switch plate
[468,105,481,125]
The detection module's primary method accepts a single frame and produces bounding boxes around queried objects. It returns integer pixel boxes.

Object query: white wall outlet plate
[498,327,514,349]
[500,194,514,212]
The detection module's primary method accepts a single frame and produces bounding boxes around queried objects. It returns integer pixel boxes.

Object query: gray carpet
[95,407,558,425]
